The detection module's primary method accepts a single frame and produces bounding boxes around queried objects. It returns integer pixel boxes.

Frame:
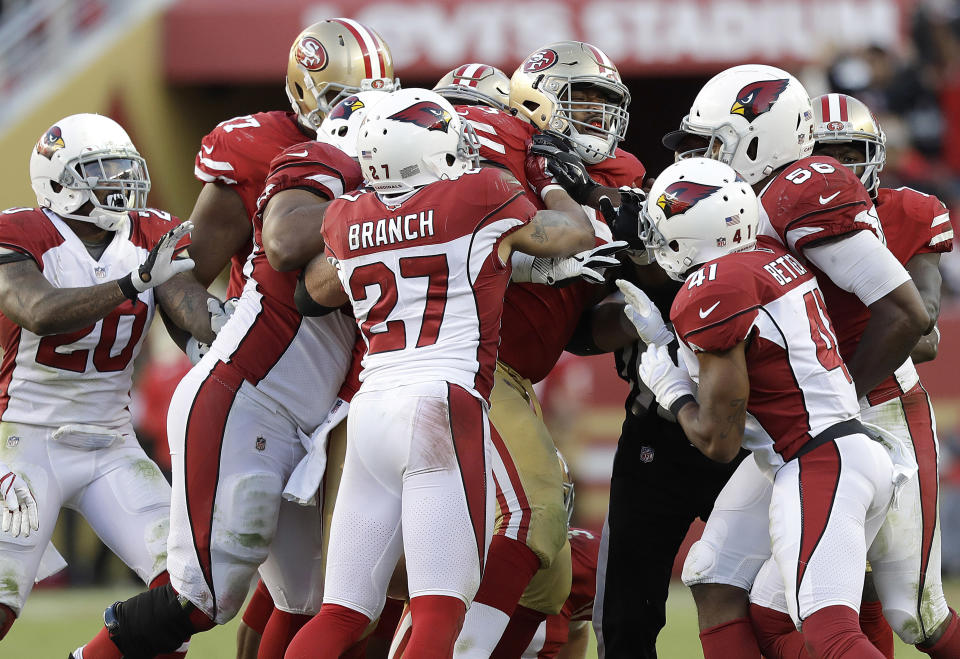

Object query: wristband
[669,394,697,418]
[117,274,140,302]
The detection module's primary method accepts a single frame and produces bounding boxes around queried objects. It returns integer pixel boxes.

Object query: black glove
[529,133,600,205]
[598,187,648,250]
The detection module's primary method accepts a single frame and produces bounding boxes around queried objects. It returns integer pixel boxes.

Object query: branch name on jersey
[671,237,860,463]
[194,111,308,297]
[324,167,538,400]
[0,207,184,427]
[207,141,363,431]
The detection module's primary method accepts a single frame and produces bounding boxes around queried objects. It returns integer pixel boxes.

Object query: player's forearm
[911,326,939,364]
[675,397,745,463]
[187,183,252,287]
[4,281,127,336]
[262,193,330,272]
[849,281,928,398]
[906,253,942,332]
[154,273,217,344]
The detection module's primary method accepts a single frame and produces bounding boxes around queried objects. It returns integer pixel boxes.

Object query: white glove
[0,464,39,538]
[615,279,675,347]
[512,241,628,285]
[638,343,696,415]
[186,297,239,365]
[119,222,196,299]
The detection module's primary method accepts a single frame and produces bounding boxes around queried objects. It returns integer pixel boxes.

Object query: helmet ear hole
[746,137,759,160]
[446,153,456,166]
[523,100,539,112]
[50,181,62,193]
[668,240,680,252]
[295,82,305,100]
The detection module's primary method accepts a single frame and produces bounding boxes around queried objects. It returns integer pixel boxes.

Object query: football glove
[598,187,648,250]
[186,297,238,365]
[0,464,39,538]
[119,222,195,300]
[528,134,601,205]
[512,241,627,286]
[615,279,675,347]
[638,343,696,416]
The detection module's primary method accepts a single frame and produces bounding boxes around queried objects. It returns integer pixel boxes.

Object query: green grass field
[6,580,960,657]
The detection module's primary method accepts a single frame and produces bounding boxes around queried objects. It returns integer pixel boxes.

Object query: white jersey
[0,207,182,429]
[322,168,538,401]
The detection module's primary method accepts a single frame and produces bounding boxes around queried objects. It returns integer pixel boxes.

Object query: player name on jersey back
[348,210,435,251]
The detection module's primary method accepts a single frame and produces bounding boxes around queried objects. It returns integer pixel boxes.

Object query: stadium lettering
[348,210,435,250]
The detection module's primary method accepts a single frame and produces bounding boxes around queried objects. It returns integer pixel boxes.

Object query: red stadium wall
[163,0,916,82]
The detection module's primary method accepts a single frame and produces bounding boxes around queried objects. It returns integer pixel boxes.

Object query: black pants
[594,410,746,658]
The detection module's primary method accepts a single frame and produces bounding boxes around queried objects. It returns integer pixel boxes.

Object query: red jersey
[458,106,647,382]
[209,141,363,431]
[523,528,600,658]
[671,237,860,462]
[323,168,537,400]
[194,111,309,297]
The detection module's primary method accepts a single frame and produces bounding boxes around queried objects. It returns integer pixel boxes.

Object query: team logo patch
[36,126,65,160]
[716,237,727,247]
[94,266,107,278]
[329,95,365,121]
[255,436,266,451]
[826,121,845,131]
[370,79,386,89]
[730,79,790,122]
[522,49,558,73]
[656,181,720,220]
[6,436,19,448]
[639,445,655,463]
[388,102,452,133]
[295,36,328,71]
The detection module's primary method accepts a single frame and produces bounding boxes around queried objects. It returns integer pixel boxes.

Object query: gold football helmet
[812,93,886,196]
[510,41,630,163]
[286,18,398,133]
[433,63,510,110]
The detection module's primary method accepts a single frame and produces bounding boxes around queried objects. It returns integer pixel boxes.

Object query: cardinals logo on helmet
[656,181,720,220]
[296,36,328,72]
[329,96,365,121]
[730,79,790,122]
[388,102,452,133]
[523,49,558,73]
[36,126,65,160]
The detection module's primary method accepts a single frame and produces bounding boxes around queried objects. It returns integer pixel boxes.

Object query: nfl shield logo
[255,436,266,451]
[94,266,106,278]
[6,436,19,448]
[639,445,655,463]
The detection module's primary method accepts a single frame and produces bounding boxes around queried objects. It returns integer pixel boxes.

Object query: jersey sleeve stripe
[681,305,761,342]
[0,243,36,264]
[194,167,237,185]
[782,200,867,235]
[197,156,236,172]
[930,229,954,246]
[931,212,951,228]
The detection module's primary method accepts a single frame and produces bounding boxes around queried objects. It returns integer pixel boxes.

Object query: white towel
[861,420,919,510]
[282,399,350,506]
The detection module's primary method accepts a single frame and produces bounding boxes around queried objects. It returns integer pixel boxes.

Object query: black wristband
[117,274,140,301]
[294,271,339,317]
[669,394,696,418]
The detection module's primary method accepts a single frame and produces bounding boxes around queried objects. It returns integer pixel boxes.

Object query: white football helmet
[356,88,480,193]
[642,158,760,281]
[318,90,390,158]
[30,113,150,231]
[433,63,511,110]
[812,93,886,196]
[678,64,814,184]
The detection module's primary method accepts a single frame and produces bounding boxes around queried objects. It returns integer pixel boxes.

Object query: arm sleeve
[803,230,911,307]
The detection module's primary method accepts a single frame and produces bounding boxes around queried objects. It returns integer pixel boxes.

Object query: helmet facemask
[56,150,150,231]
[540,78,630,164]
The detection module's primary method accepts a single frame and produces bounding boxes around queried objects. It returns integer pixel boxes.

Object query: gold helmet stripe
[331,17,385,79]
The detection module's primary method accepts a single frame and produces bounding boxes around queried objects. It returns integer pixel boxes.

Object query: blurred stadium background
[1,0,959,656]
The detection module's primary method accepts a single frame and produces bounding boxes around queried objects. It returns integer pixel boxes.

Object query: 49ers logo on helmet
[329,96,365,121]
[388,102,452,133]
[656,181,720,220]
[825,121,845,131]
[523,49,558,73]
[730,79,790,122]
[36,126,65,160]
[296,36,328,71]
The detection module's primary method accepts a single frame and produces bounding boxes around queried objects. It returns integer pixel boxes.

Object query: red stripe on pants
[183,362,244,610]
[448,383,488,572]
[902,384,939,632]
[489,426,531,543]
[795,441,842,607]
